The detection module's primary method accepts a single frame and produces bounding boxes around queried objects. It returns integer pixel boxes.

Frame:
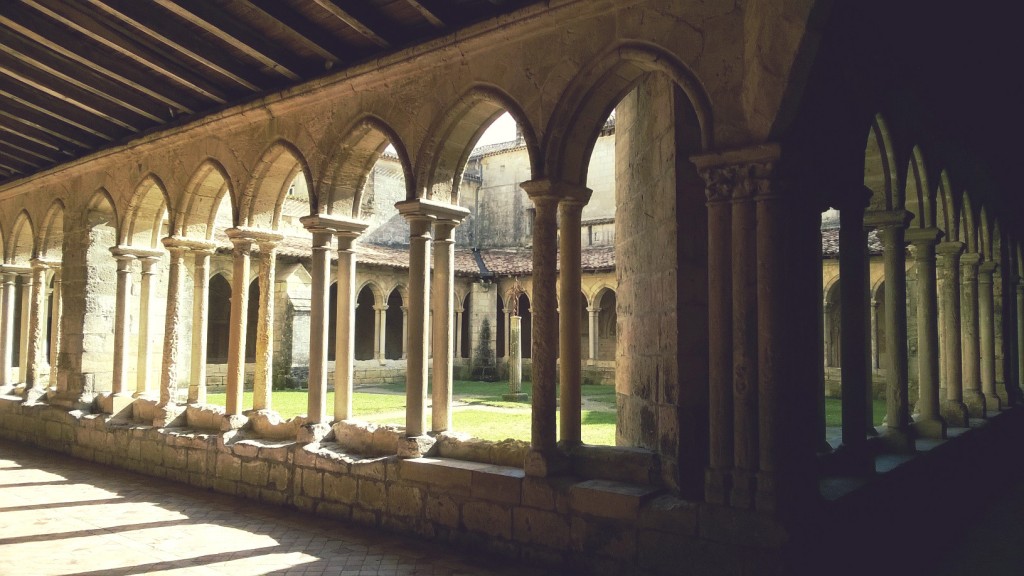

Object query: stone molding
[394,198,471,223]
[691,143,780,203]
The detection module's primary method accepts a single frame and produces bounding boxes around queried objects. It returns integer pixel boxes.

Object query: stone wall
[0,397,791,576]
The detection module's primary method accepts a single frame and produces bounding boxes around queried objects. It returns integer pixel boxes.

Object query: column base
[730,468,757,509]
[941,400,971,428]
[47,390,95,412]
[704,467,732,505]
[96,392,136,419]
[984,394,1003,414]
[871,426,916,453]
[23,386,47,404]
[152,404,185,428]
[398,434,437,459]
[912,415,947,439]
[963,390,987,418]
[297,422,332,444]
[524,447,569,477]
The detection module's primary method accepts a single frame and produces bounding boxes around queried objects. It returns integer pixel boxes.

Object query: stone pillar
[25,259,49,390]
[870,299,880,370]
[587,306,599,365]
[136,255,160,396]
[48,269,63,390]
[865,211,913,451]
[979,261,1002,413]
[907,228,945,438]
[18,273,31,383]
[109,249,135,397]
[454,309,463,359]
[519,181,561,475]
[961,252,985,417]
[253,241,279,411]
[397,206,433,441]
[373,304,387,363]
[189,247,214,404]
[558,188,591,447]
[0,271,16,388]
[432,219,461,433]
[730,164,758,507]
[333,224,366,420]
[304,227,332,424]
[938,242,970,426]
[158,241,188,407]
[401,306,408,359]
[508,315,523,395]
[225,231,251,416]
[699,164,733,504]
[837,193,873,469]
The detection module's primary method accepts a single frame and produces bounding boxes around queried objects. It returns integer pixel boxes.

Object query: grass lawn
[824,397,887,427]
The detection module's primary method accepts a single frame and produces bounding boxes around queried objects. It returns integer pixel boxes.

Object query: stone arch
[517,291,532,359]
[318,115,415,215]
[179,159,236,240]
[936,170,957,241]
[384,288,404,360]
[38,200,65,261]
[905,145,933,228]
[461,292,472,359]
[594,287,617,361]
[415,84,541,202]
[543,42,713,186]
[823,277,843,368]
[587,282,617,309]
[7,210,35,264]
[864,114,898,211]
[355,280,385,307]
[239,139,314,229]
[123,173,171,248]
[86,189,120,233]
[980,205,997,263]
[354,283,378,361]
[206,273,232,364]
[959,191,979,254]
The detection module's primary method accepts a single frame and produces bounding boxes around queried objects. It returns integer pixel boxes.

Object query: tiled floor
[0,441,556,576]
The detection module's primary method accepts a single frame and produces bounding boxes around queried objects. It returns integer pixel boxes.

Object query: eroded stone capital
[395,198,470,223]
[863,209,912,231]
[519,178,590,204]
[936,241,966,257]
[691,143,781,203]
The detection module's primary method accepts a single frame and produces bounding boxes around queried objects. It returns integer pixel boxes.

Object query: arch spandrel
[863,114,897,212]
[904,146,933,228]
[543,43,713,187]
[959,191,978,254]
[936,170,956,241]
[414,85,541,204]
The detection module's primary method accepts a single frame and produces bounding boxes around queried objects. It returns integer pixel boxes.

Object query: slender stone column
[304,227,332,424]
[454,309,463,359]
[518,182,561,475]
[333,224,365,420]
[838,194,873,468]
[870,299,880,369]
[1017,283,1024,399]
[961,252,985,417]
[979,261,1002,413]
[558,188,591,447]
[0,271,16,388]
[432,219,461,433]
[253,241,279,411]
[373,304,387,362]
[730,167,758,507]
[189,248,214,404]
[503,309,511,358]
[136,256,160,396]
[225,231,252,416]
[18,273,31,383]
[401,306,408,359]
[400,210,432,439]
[48,269,62,390]
[587,306,599,364]
[158,241,189,407]
[109,250,136,397]
[25,259,49,390]
[696,165,733,504]
[937,242,969,426]
[866,211,913,450]
[907,228,945,438]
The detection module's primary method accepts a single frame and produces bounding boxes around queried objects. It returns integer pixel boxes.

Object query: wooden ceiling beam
[405,0,448,29]
[0,143,43,170]
[246,0,347,65]
[0,29,171,123]
[0,116,80,157]
[153,0,306,80]
[0,130,59,163]
[0,96,105,150]
[0,84,120,141]
[20,0,232,104]
[87,0,266,92]
[310,0,392,48]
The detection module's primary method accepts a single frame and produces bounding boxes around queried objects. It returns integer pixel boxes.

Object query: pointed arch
[318,115,415,215]
[588,282,618,309]
[959,191,978,254]
[415,84,541,202]
[544,41,713,187]
[864,114,897,211]
[905,145,932,228]
[936,170,957,241]
[355,280,385,306]
[6,210,35,264]
[123,173,171,248]
[179,159,236,240]
[39,200,65,260]
[240,139,314,229]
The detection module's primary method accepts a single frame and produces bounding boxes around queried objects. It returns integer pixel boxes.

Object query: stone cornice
[395,199,470,222]
[299,215,370,237]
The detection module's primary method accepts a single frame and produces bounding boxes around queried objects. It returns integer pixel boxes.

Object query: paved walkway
[0,441,556,576]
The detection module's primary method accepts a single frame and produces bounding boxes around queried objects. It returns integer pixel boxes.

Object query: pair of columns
[367,303,406,361]
[518,180,592,474]
[394,199,469,441]
[586,305,601,364]
[0,262,60,392]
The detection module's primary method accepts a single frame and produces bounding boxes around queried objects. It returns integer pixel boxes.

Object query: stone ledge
[569,479,662,521]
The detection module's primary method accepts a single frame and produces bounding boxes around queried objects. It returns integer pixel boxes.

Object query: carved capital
[692,143,780,203]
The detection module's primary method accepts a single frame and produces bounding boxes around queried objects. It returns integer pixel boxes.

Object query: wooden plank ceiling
[0,0,536,186]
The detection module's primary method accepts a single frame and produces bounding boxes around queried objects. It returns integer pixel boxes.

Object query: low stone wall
[824,367,889,399]
[0,397,792,575]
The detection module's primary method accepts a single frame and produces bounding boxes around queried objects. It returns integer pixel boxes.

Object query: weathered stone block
[637,494,698,536]
[571,517,636,560]
[231,440,260,458]
[425,493,460,528]
[472,465,524,504]
[322,473,357,504]
[215,452,241,481]
[301,468,323,498]
[463,501,512,540]
[359,479,386,510]
[240,459,269,486]
[513,508,571,549]
[267,462,290,491]
[569,479,661,521]
[387,484,424,518]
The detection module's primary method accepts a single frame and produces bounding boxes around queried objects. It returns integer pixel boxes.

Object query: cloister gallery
[0,1,1022,574]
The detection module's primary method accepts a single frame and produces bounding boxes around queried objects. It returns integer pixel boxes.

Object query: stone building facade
[0,1,1021,574]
